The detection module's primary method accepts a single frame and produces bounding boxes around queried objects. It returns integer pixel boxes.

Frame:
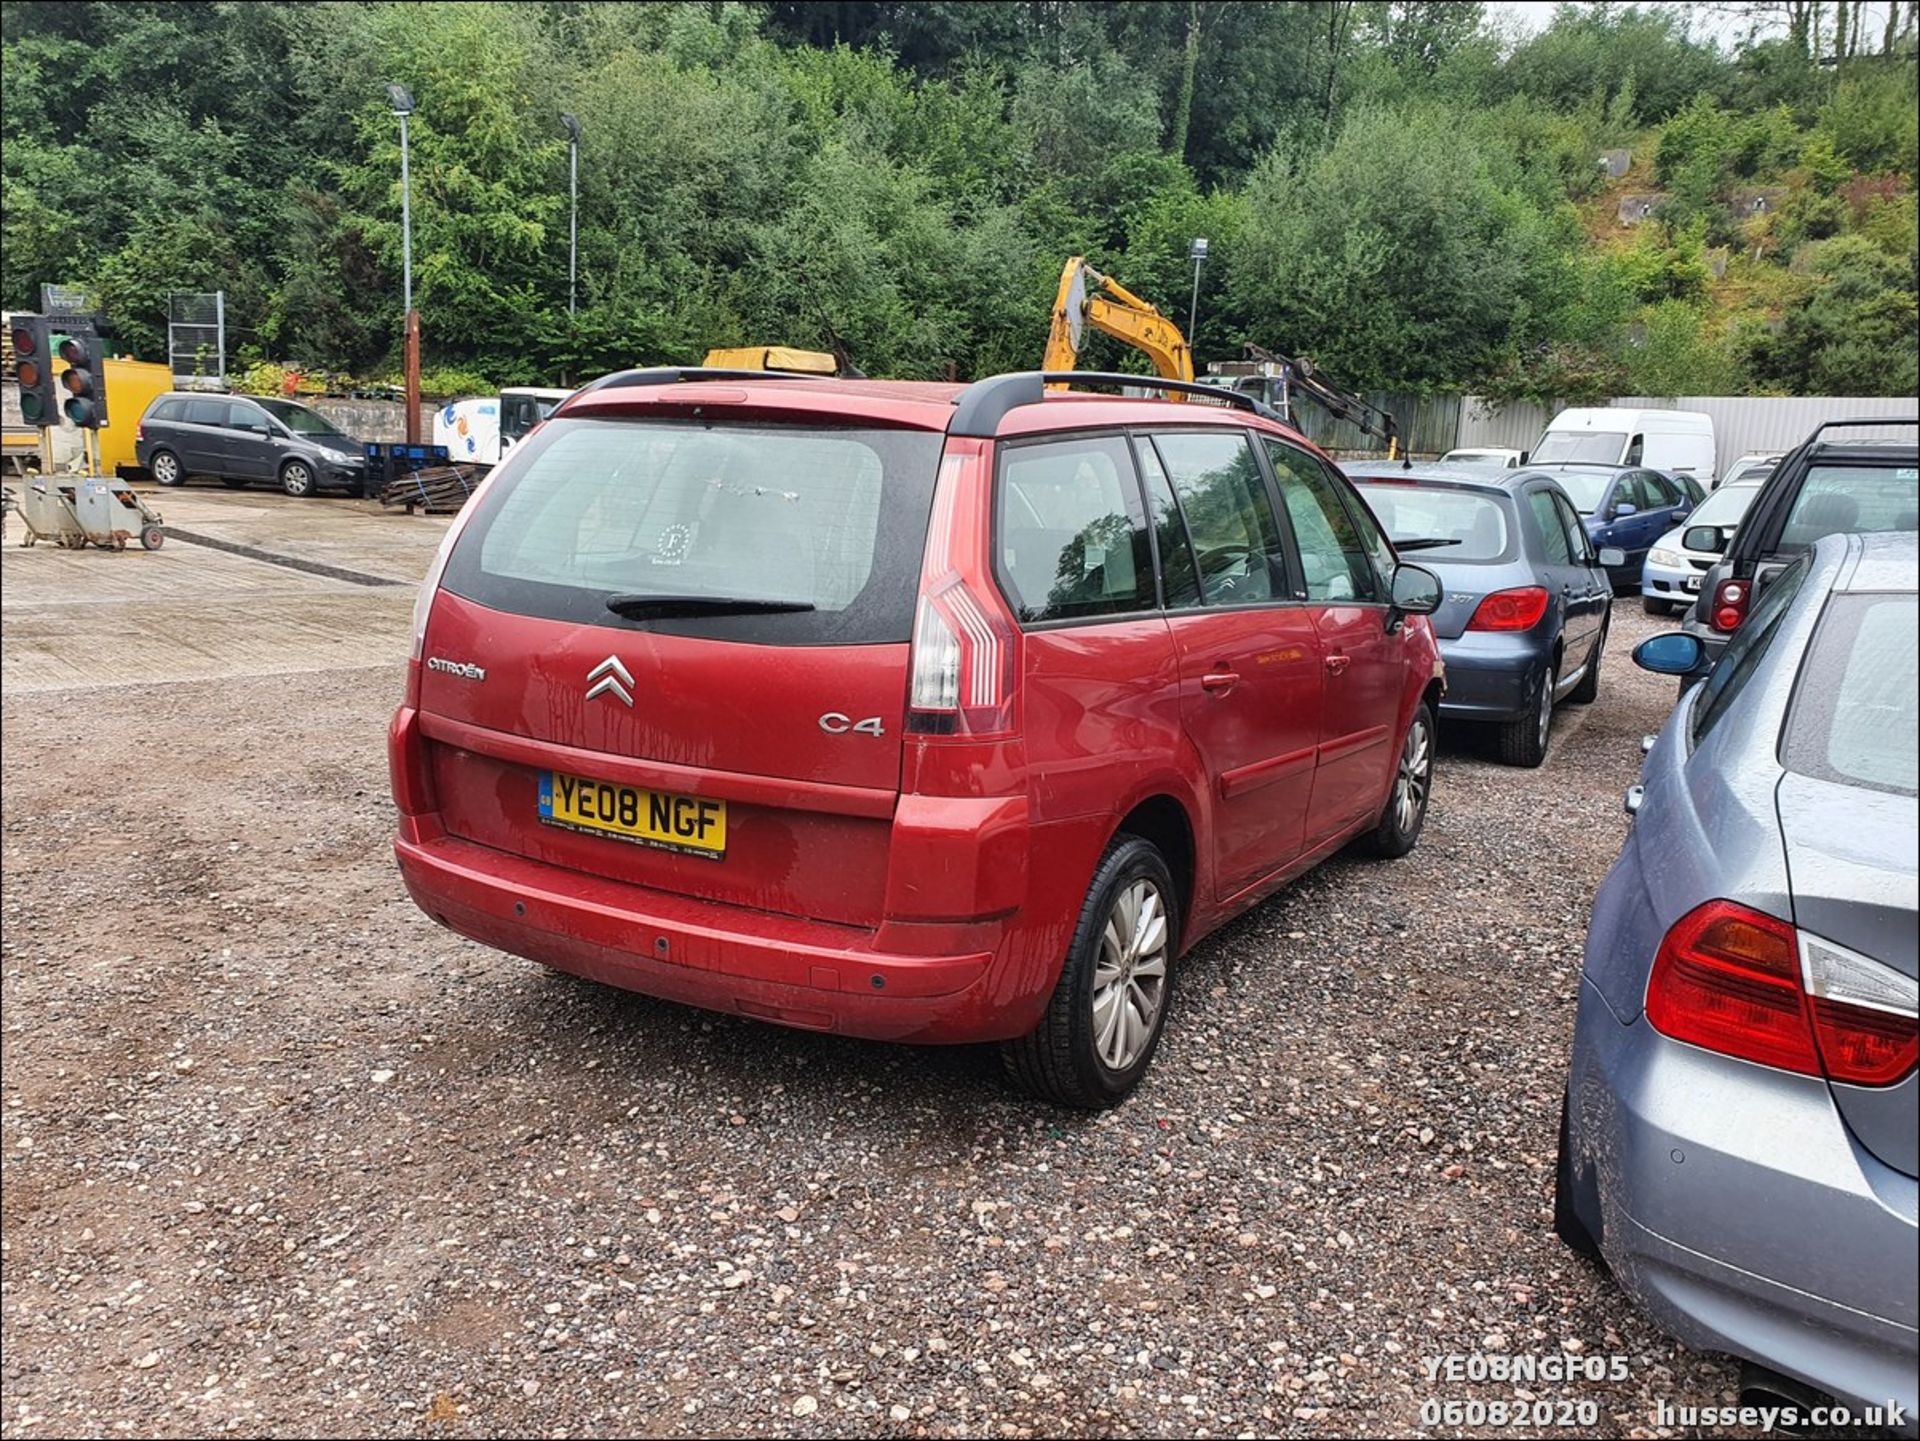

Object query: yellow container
[93,359,173,477]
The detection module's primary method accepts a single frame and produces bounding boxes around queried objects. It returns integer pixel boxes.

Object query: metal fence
[1287,392,1462,459]
[168,292,227,390]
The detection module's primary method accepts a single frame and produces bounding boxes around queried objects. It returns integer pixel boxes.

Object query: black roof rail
[570,365,830,397]
[949,370,1279,438]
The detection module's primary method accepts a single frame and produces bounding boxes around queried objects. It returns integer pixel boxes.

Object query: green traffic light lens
[63,397,95,426]
[21,393,48,423]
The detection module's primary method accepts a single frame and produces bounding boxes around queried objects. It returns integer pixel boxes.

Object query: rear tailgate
[418,413,943,928]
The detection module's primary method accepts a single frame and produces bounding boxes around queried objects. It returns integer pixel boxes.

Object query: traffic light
[10,315,58,428]
[57,324,108,429]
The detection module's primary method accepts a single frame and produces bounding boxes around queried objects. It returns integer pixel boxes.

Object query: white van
[1529,407,1716,488]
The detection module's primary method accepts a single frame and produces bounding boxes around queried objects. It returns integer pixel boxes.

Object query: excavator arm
[1043,258,1194,394]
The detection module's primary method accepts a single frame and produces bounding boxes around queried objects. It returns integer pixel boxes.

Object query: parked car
[136,392,369,497]
[389,370,1448,1108]
[1558,530,1917,1426]
[1345,463,1620,767]
[1438,446,1522,468]
[1686,416,1917,667]
[1530,463,1695,589]
[1715,449,1783,491]
[1531,406,1716,489]
[1640,478,1763,615]
[1659,467,1705,506]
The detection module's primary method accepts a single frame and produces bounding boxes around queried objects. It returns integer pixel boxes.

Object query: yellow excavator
[1039,257,1400,456]
[1041,257,1195,395]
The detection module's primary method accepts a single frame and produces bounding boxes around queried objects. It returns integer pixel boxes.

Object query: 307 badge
[537,770,726,859]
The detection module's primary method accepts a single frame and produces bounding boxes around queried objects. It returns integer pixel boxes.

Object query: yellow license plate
[538,771,726,859]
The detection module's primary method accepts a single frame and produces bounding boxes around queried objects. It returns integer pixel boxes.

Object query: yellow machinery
[701,346,841,375]
[1042,258,1195,396]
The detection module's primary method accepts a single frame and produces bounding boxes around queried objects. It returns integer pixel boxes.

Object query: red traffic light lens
[10,326,36,356]
[58,336,88,364]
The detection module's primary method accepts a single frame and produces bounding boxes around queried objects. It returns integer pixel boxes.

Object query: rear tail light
[1711,577,1749,633]
[1646,901,1918,1086]
[907,454,1017,738]
[404,471,499,704]
[1466,586,1550,631]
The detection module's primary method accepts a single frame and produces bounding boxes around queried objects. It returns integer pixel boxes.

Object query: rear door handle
[1200,669,1240,695]
[1324,654,1351,676]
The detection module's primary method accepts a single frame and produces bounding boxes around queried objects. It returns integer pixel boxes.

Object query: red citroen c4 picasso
[390,369,1445,1106]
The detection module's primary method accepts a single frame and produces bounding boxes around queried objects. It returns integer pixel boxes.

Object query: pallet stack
[378,463,484,515]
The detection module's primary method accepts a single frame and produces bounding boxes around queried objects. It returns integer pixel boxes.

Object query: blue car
[1346,463,1621,767]
[1559,531,1918,1426]
[1531,463,1695,589]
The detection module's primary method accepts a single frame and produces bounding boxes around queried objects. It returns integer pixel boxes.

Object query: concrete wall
[1457,395,1917,479]
[307,398,440,442]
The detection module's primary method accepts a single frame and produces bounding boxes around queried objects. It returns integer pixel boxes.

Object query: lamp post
[1187,237,1209,351]
[386,83,419,441]
[561,113,581,317]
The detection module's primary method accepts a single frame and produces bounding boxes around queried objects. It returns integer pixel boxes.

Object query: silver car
[1559,530,1917,1425]
[1640,479,1763,617]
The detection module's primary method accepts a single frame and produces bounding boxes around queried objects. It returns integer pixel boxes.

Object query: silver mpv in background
[1558,531,1917,1425]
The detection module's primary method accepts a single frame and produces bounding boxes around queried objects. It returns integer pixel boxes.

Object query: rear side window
[149,398,187,423]
[442,418,940,645]
[1778,464,1919,548]
[1265,439,1379,602]
[1526,490,1572,564]
[1643,472,1679,506]
[1783,595,1917,796]
[1358,485,1513,564]
[1152,431,1289,605]
[1691,553,1810,745]
[995,435,1152,624]
[184,399,227,427]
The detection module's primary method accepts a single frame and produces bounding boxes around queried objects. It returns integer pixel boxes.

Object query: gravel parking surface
[3,555,1760,1438]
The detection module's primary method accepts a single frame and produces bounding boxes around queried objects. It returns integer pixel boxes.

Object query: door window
[1642,471,1679,507]
[996,435,1153,624]
[1149,432,1289,605]
[1691,553,1809,746]
[1527,490,1573,564]
[227,403,273,435]
[1331,470,1397,592]
[1552,492,1594,564]
[1133,438,1203,609]
[1263,439,1379,602]
[183,399,228,427]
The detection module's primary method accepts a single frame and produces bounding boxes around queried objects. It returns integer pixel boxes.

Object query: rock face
[1599,148,1631,179]
[1617,193,1665,225]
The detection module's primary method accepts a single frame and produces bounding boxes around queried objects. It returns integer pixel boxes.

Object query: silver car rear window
[1783,595,1919,796]
[1354,484,1513,564]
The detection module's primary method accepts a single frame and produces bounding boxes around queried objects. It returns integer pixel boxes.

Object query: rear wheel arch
[1112,795,1195,947]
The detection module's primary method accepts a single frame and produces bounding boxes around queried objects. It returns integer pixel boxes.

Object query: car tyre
[1641,595,1675,617]
[1567,618,1606,705]
[1357,702,1434,859]
[1553,1095,1604,1260]
[280,459,316,498]
[1002,835,1178,1110]
[149,449,185,487]
[1495,663,1554,768]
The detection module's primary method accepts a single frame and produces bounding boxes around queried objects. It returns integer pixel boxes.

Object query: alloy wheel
[1537,668,1556,750]
[1393,714,1432,834]
[1091,878,1169,1072]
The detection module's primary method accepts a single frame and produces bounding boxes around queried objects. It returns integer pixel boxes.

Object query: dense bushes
[2,1,1915,399]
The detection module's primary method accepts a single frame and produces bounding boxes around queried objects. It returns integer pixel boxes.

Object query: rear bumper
[1568,979,1919,1422]
[394,819,1030,1043]
[1433,633,1547,722]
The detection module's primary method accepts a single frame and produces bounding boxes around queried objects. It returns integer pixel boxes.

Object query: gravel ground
[2,592,1769,1439]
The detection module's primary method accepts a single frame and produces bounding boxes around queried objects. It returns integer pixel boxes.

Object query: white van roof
[502,386,573,401]
[1546,407,1712,431]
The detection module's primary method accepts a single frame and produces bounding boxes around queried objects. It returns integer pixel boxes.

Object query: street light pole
[561,113,581,317]
[1187,237,1209,353]
[387,84,419,442]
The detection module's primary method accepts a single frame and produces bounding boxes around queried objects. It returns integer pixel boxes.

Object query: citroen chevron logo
[585,655,634,707]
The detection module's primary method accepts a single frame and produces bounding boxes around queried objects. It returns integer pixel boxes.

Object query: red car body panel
[389,377,1445,1044]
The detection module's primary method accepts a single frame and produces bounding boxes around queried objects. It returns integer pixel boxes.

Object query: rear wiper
[1392,537,1462,551]
[604,592,816,619]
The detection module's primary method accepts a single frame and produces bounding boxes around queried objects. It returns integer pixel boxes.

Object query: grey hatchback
[1345,464,1621,767]
[136,393,369,497]
[1559,531,1917,1426]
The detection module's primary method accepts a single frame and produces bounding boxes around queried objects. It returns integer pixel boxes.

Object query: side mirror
[1596,546,1626,568]
[1518,450,1530,466]
[1633,632,1708,676]
[1389,562,1442,615]
[1612,501,1638,518]
[1684,524,1728,554]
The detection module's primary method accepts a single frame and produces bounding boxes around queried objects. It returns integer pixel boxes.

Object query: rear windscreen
[1354,484,1513,563]
[1778,464,1919,549]
[1784,594,1918,796]
[441,417,942,644]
